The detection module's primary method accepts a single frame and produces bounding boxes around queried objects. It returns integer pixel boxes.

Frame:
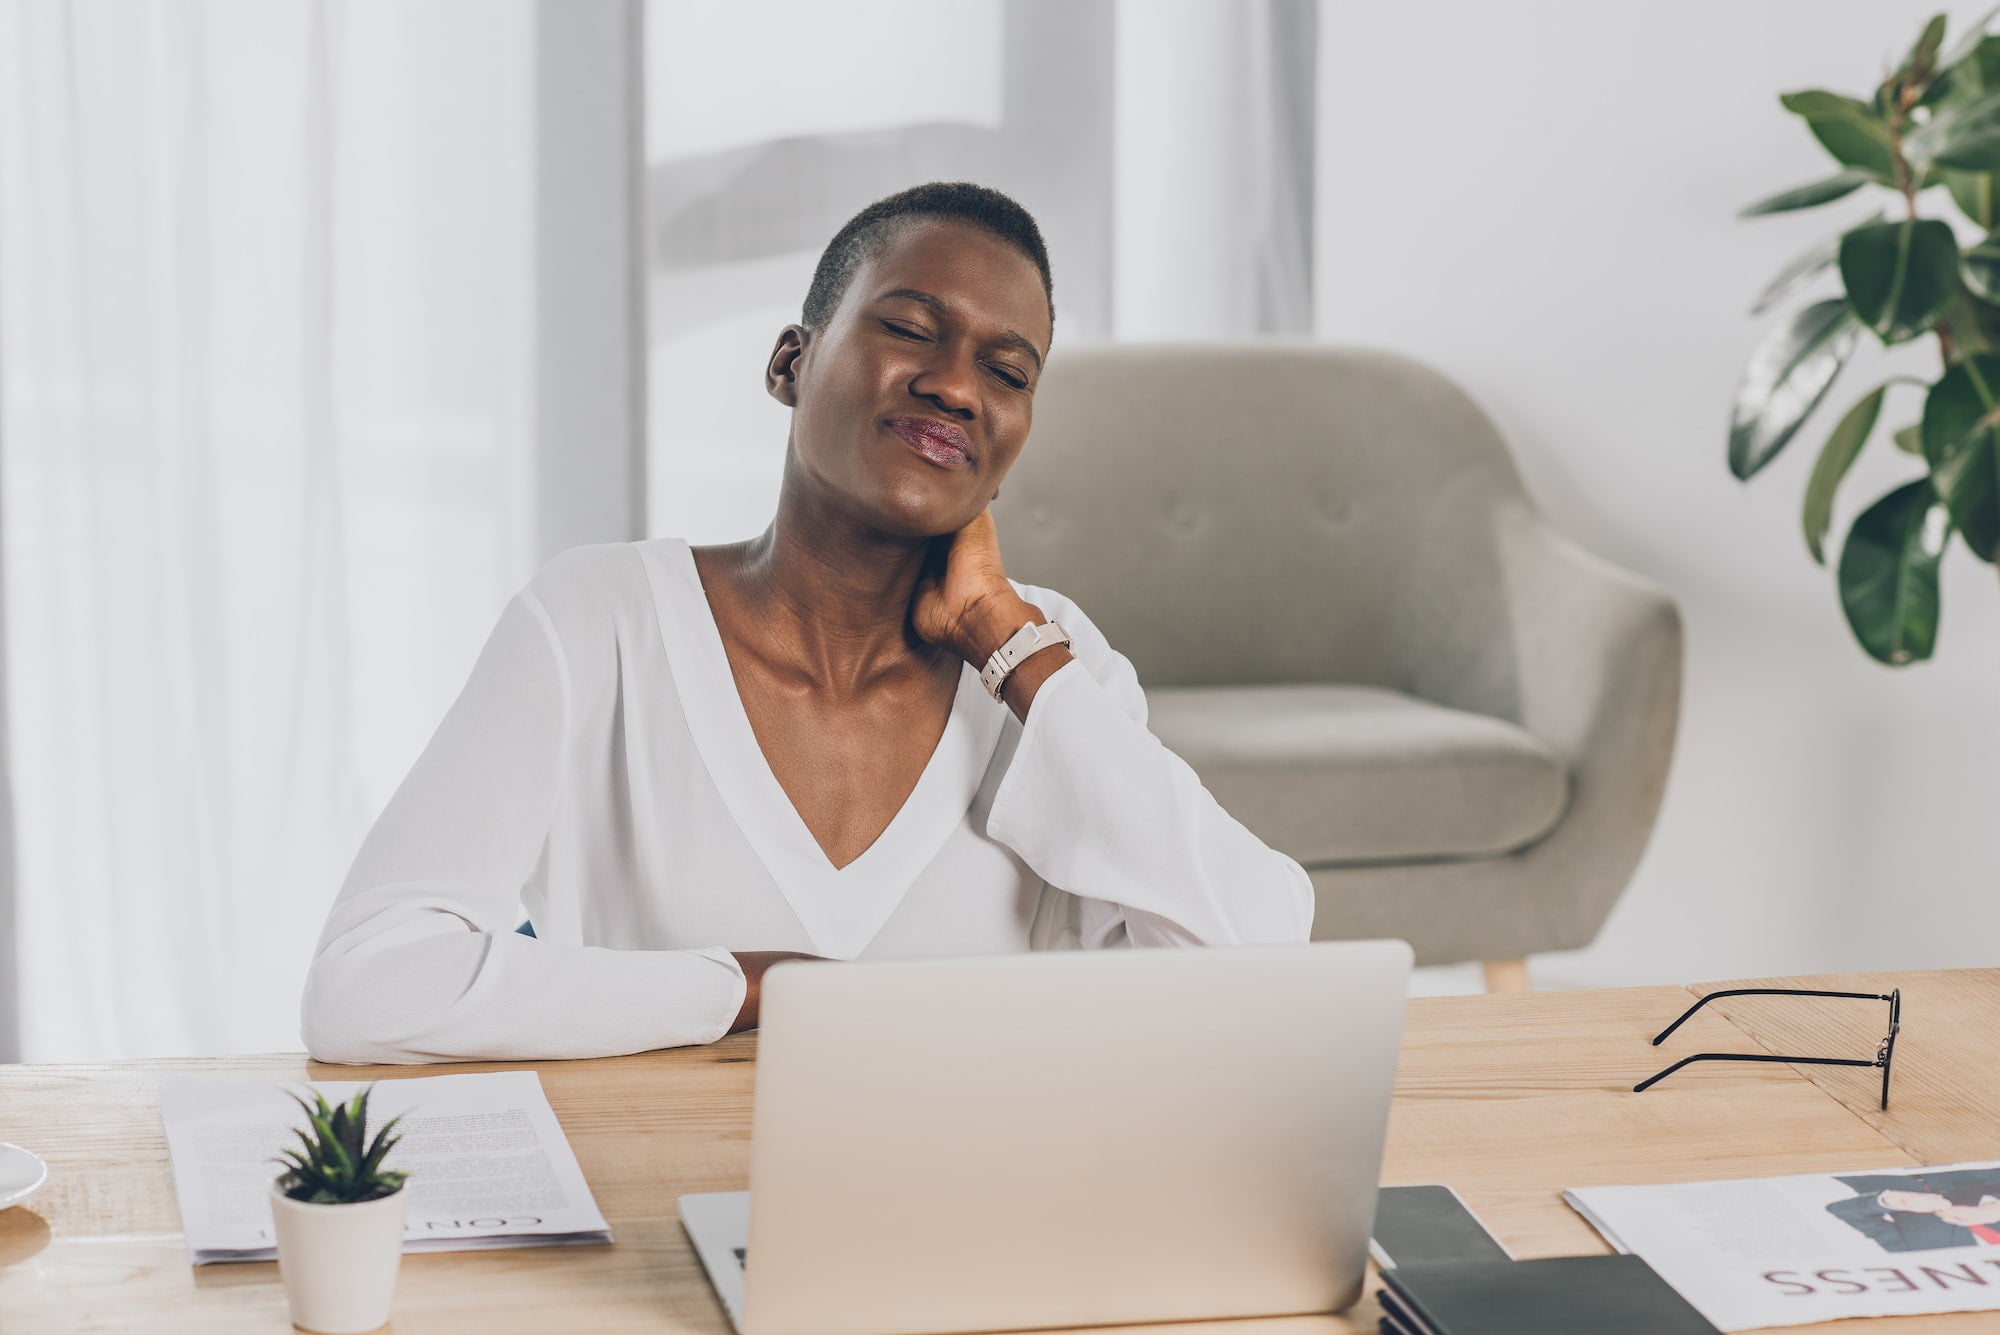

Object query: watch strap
[980,620,1071,701]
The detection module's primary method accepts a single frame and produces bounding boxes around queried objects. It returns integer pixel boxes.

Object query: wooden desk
[2,969,1996,1334]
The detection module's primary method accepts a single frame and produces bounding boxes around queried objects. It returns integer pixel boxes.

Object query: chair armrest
[1396,499,1681,767]
[1494,505,1683,767]
[1388,500,1683,951]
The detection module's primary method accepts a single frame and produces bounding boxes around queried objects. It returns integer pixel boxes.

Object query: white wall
[1318,1,2000,988]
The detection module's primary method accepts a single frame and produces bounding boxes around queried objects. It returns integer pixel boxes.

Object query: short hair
[801,182,1053,336]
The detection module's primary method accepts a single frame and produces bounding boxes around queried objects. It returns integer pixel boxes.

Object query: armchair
[994,343,1682,988]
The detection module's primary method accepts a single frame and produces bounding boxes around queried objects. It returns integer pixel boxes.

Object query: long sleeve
[300,578,745,1065]
[986,593,1315,949]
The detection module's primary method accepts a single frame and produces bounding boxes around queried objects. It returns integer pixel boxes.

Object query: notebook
[1369,1185,1512,1270]
[1377,1254,1721,1335]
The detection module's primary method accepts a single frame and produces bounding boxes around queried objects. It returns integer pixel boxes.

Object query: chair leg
[1482,958,1531,993]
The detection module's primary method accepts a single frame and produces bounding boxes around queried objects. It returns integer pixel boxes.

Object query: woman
[301,182,1312,1064]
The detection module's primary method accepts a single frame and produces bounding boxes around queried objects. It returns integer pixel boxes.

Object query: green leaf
[1912,14,1950,73]
[1940,8,2000,75]
[1918,66,1961,110]
[1803,386,1887,564]
[1749,214,1885,317]
[1884,15,1953,115]
[1781,90,1875,119]
[1730,298,1860,479]
[1839,219,1962,342]
[1818,122,1903,183]
[1920,353,2000,557]
[1750,238,1837,316]
[1912,90,2000,169]
[1781,90,1900,181]
[1838,479,1949,664]
[1739,169,1874,218]
[1953,290,2000,355]
[361,1135,402,1180]
[341,1091,366,1154]
[310,1113,355,1177]
[1895,423,1927,453]
[361,1113,406,1178]
[1974,33,2000,90]
[1945,168,1997,227]
[1963,226,2000,300]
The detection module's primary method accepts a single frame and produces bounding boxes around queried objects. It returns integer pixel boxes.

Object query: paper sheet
[160,1070,612,1264]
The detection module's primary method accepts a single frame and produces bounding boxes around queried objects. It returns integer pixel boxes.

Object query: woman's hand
[728,951,823,1033]
[911,509,1074,719]
[1939,1199,2000,1228]
[1878,1190,1955,1214]
[911,508,1031,661]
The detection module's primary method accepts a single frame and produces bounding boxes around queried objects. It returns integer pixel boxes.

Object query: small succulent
[273,1084,410,1205]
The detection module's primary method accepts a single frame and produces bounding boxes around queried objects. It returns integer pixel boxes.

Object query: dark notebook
[1371,1185,1512,1269]
[1378,1254,1721,1335]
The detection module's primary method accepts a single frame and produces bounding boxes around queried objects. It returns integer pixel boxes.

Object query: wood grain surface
[0,970,1992,1333]
[1691,969,2000,1168]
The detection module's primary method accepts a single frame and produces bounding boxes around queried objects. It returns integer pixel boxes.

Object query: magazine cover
[1568,1161,2000,1329]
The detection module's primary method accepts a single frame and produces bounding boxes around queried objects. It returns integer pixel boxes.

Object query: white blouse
[301,539,1314,1064]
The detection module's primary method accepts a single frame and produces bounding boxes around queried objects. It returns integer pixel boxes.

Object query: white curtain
[642,0,1316,544]
[0,0,536,1061]
[1112,0,1318,339]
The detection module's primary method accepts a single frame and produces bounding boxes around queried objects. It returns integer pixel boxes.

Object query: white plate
[0,1143,48,1209]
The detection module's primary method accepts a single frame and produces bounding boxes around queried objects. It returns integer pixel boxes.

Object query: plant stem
[1888,93,1955,366]
[1891,89,1919,215]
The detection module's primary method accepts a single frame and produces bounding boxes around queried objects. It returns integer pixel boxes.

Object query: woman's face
[768,218,1052,539]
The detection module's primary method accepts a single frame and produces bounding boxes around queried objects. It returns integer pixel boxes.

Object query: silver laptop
[679,939,1412,1335]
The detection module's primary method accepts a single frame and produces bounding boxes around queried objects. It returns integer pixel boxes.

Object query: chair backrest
[994,342,1528,689]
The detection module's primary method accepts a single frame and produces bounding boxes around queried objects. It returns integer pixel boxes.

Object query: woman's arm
[981,611,1315,948]
[301,568,749,1064]
[915,513,1314,948]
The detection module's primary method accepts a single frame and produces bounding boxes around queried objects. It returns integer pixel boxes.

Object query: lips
[884,416,973,470]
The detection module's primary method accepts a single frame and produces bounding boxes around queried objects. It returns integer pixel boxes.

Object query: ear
[766,325,809,407]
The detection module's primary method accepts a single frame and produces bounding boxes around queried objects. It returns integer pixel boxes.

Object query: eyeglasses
[1633,987,1900,1110]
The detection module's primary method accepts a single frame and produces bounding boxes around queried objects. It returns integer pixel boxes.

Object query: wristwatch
[979,620,1072,701]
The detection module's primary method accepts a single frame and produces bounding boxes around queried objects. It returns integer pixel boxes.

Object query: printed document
[160,1070,612,1264]
[1568,1159,2000,1329]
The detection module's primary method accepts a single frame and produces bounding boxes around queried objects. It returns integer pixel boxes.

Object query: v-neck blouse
[302,539,1314,1064]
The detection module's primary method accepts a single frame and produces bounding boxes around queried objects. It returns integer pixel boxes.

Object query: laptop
[679,939,1412,1335]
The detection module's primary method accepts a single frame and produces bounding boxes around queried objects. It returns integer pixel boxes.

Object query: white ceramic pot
[268,1179,408,1334]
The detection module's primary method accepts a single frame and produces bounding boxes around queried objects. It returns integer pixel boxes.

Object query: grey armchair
[994,343,1682,989]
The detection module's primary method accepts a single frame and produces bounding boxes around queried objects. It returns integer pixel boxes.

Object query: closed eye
[882,320,929,341]
[987,363,1028,390]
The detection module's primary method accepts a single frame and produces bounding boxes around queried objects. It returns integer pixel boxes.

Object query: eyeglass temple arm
[1649,989,1895,1046]
[1633,1051,1879,1094]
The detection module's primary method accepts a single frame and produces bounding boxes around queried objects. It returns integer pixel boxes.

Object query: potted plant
[1731,10,2000,664]
[268,1084,411,1335]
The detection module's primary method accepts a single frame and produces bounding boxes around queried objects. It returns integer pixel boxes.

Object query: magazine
[1568,1159,2000,1330]
[160,1070,612,1264]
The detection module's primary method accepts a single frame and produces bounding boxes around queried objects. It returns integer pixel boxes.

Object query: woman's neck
[700,494,946,696]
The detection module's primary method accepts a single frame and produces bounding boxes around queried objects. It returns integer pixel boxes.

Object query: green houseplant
[1732,10,2000,665]
[268,1085,412,1335]
[274,1085,409,1204]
